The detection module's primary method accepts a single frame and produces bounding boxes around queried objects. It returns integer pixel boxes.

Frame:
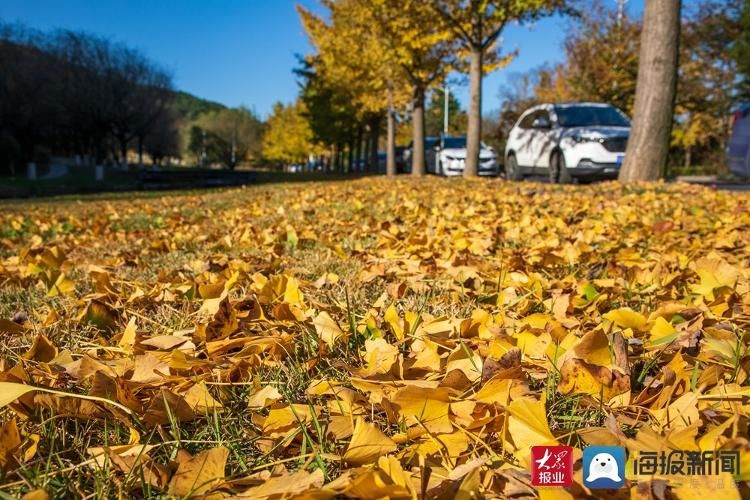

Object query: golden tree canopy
[262,100,321,164]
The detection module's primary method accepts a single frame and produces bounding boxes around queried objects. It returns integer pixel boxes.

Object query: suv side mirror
[531,117,551,129]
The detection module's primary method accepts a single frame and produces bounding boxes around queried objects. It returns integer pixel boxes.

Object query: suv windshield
[442,137,466,149]
[555,105,630,127]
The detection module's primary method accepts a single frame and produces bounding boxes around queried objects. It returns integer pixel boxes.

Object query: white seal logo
[586,452,621,482]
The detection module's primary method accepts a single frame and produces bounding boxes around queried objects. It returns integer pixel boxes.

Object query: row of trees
[296,0,566,177]
[0,24,268,174]
[187,107,263,170]
[259,87,466,172]
[486,0,745,173]
[0,24,177,174]
[295,0,749,181]
[541,0,742,173]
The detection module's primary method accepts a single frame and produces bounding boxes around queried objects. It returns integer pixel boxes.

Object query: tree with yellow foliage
[298,0,411,176]
[431,0,566,176]
[357,0,455,176]
[262,100,320,169]
[533,2,639,116]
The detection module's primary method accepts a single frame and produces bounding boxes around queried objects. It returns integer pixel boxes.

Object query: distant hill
[172,91,226,121]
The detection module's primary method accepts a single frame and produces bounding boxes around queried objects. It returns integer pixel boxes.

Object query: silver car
[728,103,750,178]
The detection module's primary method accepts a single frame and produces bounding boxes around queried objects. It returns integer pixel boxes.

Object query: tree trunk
[363,132,371,173]
[619,0,681,182]
[137,135,144,169]
[120,136,128,168]
[369,115,381,173]
[411,86,426,176]
[347,138,354,173]
[355,125,363,172]
[387,110,397,176]
[465,45,483,177]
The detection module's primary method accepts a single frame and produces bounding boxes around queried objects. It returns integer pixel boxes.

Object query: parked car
[728,103,750,178]
[504,102,630,183]
[395,145,409,173]
[424,136,498,176]
[377,147,410,173]
[404,136,498,176]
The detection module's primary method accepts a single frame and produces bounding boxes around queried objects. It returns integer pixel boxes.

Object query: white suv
[504,103,630,183]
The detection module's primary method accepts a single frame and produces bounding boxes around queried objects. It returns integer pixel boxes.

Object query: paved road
[519,175,750,192]
[680,180,750,192]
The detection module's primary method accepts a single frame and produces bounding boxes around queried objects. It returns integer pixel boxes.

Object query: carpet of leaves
[0,178,749,499]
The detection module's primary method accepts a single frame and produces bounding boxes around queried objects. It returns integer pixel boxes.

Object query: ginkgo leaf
[344,417,397,464]
[358,338,399,377]
[167,446,229,496]
[690,257,740,301]
[238,469,325,498]
[263,404,314,437]
[130,353,170,383]
[384,303,404,340]
[313,311,345,348]
[507,398,556,466]
[248,385,283,408]
[183,382,223,412]
[0,318,26,335]
[412,430,469,459]
[0,382,133,416]
[22,334,57,363]
[604,307,647,330]
[81,300,117,331]
[390,386,453,434]
[0,418,22,469]
[651,392,700,430]
[0,382,37,408]
[649,316,677,344]
[47,272,75,297]
[445,346,483,382]
[118,316,137,350]
[558,358,630,401]
[560,329,612,367]
[19,489,48,500]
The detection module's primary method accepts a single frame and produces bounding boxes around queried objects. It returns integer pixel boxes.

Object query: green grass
[0,165,140,198]
[0,166,374,200]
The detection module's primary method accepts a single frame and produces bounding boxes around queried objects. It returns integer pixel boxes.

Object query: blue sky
[1,0,643,118]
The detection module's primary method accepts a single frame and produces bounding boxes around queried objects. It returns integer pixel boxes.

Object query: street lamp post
[444,83,449,136]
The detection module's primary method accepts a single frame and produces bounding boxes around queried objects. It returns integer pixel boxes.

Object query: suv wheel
[550,151,572,184]
[505,154,522,181]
